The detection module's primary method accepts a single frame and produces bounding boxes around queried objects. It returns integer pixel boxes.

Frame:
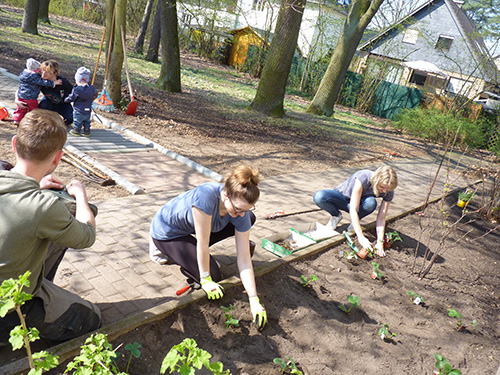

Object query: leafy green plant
[300,274,318,287]
[385,230,402,243]
[273,356,304,375]
[65,333,126,374]
[393,107,489,150]
[371,262,384,280]
[124,342,142,374]
[407,290,425,305]
[221,304,240,328]
[378,323,396,341]
[0,271,59,374]
[338,295,360,314]
[161,338,231,374]
[434,353,462,374]
[447,309,464,331]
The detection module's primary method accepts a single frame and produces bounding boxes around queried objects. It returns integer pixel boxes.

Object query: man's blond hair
[16,109,67,161]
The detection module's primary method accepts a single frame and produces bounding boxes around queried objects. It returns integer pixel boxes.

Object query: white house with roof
[355,0,499,100]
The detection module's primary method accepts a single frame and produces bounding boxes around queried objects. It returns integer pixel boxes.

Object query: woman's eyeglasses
[228,197,255,214]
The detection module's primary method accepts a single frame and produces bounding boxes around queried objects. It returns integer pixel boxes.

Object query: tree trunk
[22,0,39,35]
[105,0,116,67]
[38,0,50,24]
[134,0,155,55]
[250,0,306,117]
[108,0,126,106]
[307,0,384,116]
[157,0,181,92]
[146,0,162,63]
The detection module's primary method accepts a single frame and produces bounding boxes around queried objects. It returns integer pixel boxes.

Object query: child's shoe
[69,128,81,137]
[83,129,91,137]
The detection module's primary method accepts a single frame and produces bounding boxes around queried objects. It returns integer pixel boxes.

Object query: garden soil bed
[47,193,500,374]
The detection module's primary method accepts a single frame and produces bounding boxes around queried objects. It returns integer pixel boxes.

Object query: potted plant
[357,247,372,260]
[457,188,475,208]
[383,230,402,249]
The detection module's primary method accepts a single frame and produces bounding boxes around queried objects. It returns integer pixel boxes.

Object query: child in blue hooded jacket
[66,67,96,137]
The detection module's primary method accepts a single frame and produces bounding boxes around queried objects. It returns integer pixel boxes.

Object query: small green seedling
[65,333,123,374]
[161,338,231,374]
[371,262,384,280]
[273,356,304,375]
[378,323,396,341]
[343,249,358,260]
[221,304,240,328]
[407,290,425,305]
[124,342,142,373]
[447,308,464,331]
[338,295,360,314]
[385,230,402,243]
[300,274,318,287]
[434,353,462,374]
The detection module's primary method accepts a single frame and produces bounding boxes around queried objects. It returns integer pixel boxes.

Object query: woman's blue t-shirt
[150,182,252,240]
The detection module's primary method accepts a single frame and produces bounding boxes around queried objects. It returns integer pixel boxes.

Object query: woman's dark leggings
[152,212,256,283]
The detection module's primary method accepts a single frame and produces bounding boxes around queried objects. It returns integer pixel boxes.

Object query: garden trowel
[343,231,359,253]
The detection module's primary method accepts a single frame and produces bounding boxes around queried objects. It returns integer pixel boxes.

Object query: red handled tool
[176,285,191,296]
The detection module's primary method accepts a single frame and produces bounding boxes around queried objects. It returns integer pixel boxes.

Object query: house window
[409,71,427,86]
[435,35,454,51]
[402,29,419,44]
[253,0,265,11]
[181,13,192,26]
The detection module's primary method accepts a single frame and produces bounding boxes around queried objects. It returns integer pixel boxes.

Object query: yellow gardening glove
[249,296,267,330]
[200,275,224,300]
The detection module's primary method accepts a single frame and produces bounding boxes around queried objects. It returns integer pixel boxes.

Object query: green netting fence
[338,71,423,120]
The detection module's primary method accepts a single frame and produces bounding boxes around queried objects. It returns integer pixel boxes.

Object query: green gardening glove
[249,296,267,330]
[200,275,224,300]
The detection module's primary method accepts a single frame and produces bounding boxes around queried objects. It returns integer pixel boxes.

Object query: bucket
[0,107,8,121]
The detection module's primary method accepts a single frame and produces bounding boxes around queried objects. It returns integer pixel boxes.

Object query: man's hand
[65,180,87,200]
[40,174,64,190]
[200,276,224,300]
[249,296,267,330]
[54,79,62,86]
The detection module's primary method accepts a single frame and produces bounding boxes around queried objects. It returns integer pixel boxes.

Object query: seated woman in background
[16,60,74,126]
[314,165,398,257]
[149,165,267,330]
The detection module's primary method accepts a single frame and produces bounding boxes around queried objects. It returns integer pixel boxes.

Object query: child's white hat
[26,58,41,71]
[75,66,91,83]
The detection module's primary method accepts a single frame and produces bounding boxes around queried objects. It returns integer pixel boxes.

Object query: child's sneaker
[83,129,91,137]
[69,128,81,137]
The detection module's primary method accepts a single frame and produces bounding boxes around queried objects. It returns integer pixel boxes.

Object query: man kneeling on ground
[0,109,101,344]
